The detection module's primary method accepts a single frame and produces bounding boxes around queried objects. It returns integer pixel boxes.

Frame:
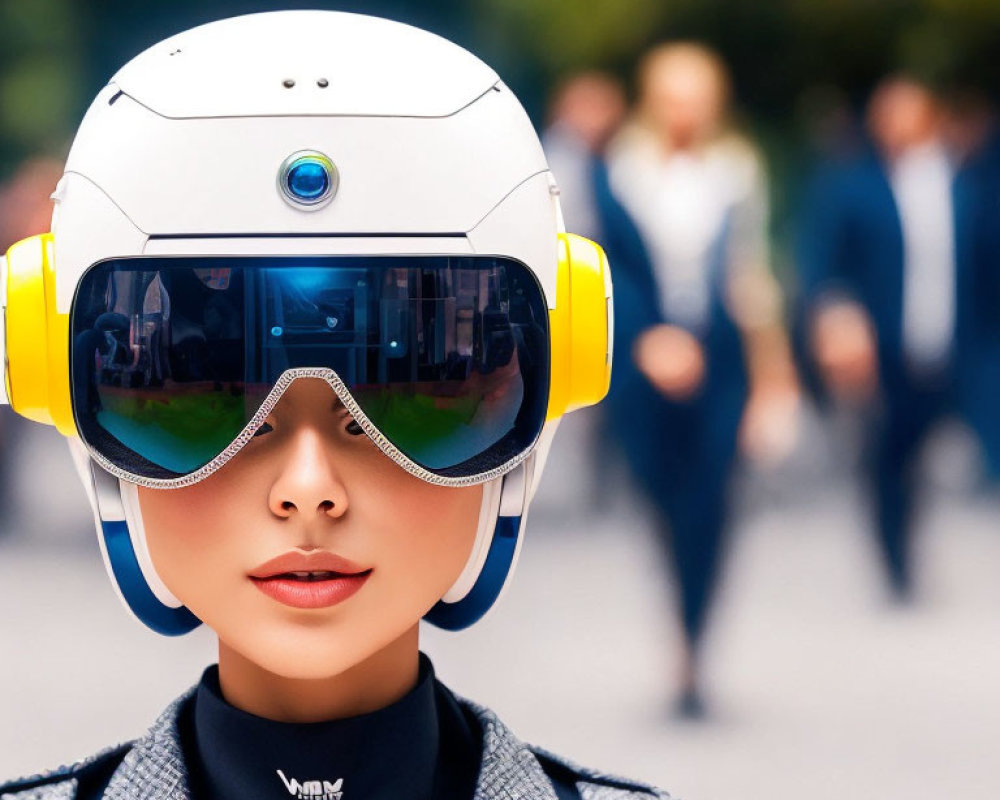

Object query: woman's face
[137,378,482,680]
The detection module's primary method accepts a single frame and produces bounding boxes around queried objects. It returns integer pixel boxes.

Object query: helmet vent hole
[317,78,329,88]
[108,90,123,106]
[282,79,296,89]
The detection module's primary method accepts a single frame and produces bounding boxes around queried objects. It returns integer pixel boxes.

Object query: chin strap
[67,439,200,636]
[423,454,535,631]
[99,519,201,636]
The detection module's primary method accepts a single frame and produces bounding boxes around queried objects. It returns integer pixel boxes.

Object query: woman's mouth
[280,571,345,581]
[250,570,372,609]
[249,551,373,609]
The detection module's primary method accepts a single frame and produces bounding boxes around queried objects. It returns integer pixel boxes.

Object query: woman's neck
[216,625,421,722]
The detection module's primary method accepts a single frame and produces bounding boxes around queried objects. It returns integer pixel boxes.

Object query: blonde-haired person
[605,41,798,716]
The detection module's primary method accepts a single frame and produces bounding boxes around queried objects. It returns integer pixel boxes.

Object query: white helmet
[0,10,612,634]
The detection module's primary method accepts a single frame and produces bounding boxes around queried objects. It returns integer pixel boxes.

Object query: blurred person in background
[940,89,1000,481]
[796,75,1000,600]
[540,73,629,514]
[603,42,799,717]
[542,72,627,241]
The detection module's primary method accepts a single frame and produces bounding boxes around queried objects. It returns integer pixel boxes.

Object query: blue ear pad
[423,515,522,631]
[101,521,201,636]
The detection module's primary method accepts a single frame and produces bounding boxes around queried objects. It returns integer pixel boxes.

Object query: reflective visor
[70,256,550,486]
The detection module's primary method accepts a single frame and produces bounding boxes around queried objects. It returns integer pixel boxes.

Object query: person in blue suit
[797,75,998,599]
[599,44,799,717]
[949,96,1000,480]
[598,174,748,720]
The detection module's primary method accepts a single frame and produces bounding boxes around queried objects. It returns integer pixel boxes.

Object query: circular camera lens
[286,159,329,201]
[278,151,338,209]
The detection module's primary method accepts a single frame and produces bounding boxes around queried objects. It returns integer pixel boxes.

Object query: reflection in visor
[71,256,549,481]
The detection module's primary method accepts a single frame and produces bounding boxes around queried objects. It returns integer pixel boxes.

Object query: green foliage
[473,0,671,75]
[3,0,1000,220]
[475,0,1000,106]
[0,0,83,176]
[0,57,78,149]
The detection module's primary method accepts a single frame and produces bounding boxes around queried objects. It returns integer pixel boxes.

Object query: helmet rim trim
[79,367,543,490]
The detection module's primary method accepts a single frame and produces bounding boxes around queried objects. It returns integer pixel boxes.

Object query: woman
[0,11,667,800]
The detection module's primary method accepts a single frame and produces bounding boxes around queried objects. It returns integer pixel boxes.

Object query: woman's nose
[267,425,349,520]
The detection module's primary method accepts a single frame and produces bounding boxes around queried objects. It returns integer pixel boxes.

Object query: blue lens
[71,256,550,481]
[286,159,329,201]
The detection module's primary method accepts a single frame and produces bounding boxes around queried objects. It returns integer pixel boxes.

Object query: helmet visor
[70,255,550,486]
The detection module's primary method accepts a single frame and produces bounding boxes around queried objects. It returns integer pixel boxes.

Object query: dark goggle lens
[92,383,249,475]
[70,256,549,481]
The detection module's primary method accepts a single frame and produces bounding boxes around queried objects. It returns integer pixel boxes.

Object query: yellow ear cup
[5,233,74,435]
[547,232,613,419]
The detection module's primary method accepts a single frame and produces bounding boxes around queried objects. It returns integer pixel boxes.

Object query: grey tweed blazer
[1,690,671,800]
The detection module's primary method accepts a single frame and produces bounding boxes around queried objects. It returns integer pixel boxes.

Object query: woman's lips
[250,550,368,579]
[251,571,371,609]
[249,550,372,609]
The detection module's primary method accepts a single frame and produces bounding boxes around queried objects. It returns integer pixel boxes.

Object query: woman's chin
[231,640,372,682]
[217,617,414,684]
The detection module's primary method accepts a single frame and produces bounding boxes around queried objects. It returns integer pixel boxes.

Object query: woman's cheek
[408,485,481,574]
[140,483,233,587]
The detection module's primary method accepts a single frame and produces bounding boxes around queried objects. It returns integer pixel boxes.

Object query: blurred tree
[4,0,1000,260]
[470,0,669,107]
[0,0,84,177]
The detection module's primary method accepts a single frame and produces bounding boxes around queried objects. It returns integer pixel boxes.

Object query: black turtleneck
[177,654,481,800]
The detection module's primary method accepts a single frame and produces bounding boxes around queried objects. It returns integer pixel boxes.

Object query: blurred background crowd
[3,1,1000,799]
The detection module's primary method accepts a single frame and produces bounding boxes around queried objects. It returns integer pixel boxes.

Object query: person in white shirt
[603,42,798,716]
[799,75,971,599]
